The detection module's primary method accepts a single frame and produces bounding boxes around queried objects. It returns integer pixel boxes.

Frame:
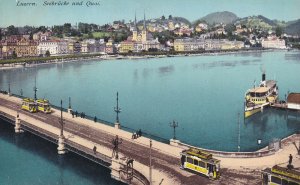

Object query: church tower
[132,12,138,42]
[141,11,148,42]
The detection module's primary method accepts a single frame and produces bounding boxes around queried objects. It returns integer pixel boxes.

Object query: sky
[0,0,300,27]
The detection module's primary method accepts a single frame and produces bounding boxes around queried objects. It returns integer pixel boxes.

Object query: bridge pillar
[114,122,121,129]
[57,135,66,154]
[111,158,122,181]
[170,138,181,146]
[14,116,21,133]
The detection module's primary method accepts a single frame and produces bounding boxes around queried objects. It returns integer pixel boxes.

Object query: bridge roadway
[0,94,215,185]
[2,94,300,185]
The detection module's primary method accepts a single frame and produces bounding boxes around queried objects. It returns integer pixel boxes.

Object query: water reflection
[233,51,263,58]
[192,59,261,69]
[158,65,174,75]
[285,52,300,62]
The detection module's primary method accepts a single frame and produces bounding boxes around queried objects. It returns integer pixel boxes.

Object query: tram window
[187,157,193,164]
[271,176,281,184]
[198,161,205,168]
[282,179,288,185]
[194,160,198,166]
[289,182,299,185]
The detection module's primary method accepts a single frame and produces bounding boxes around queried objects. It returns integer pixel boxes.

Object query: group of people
[132,129,142,139]
[71,110,86,118]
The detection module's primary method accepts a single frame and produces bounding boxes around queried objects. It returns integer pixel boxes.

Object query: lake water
[1,50,300,151]
[1,50,300,184]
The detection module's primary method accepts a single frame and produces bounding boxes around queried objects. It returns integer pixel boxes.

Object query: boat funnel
[262,73,266,82]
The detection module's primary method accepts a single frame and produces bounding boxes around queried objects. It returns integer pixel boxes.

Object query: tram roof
[263,165,300,182]
[182,148,220,163]
[36,99,50,103]
[22,98,35,102]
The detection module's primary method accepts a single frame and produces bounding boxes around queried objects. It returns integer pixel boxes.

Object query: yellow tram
[36,99,51,113]
[180,148,220,179]
[262,165,300,185]
[21,98,37,113]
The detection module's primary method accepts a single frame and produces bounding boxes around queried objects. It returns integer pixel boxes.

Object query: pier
[1,93,300,185]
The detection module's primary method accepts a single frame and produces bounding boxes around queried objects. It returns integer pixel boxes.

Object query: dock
[1,93,300,185]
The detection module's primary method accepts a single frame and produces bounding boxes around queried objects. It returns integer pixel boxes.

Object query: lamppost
[57,99,66,154]
[169,120,178,140]
[114,92,121,129]
[33,77,37,101]
[149,139,152,185]
[59,100,64,137]
[68,97,72,114]
[8,82,11,96]
[238,113,241,152]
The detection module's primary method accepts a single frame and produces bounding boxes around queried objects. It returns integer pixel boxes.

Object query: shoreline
[0,48,289,70]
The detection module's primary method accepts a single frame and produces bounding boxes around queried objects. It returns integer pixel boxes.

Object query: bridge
[1,93,300,185]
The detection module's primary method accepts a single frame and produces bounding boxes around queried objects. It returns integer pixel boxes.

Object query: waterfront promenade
[0,93,300,184]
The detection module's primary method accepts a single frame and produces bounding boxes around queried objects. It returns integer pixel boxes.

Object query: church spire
[143,10,146,31]
[134,11,137,26]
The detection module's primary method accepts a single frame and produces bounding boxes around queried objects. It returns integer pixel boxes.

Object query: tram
[21,98,37,113]
[262,165,300,185]
[180,148,220,179]
[36,99,51,113]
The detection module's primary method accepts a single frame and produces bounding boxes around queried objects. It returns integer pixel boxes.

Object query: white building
[37,40,68,55]
[262,37,286,49]
[287,93,300,110]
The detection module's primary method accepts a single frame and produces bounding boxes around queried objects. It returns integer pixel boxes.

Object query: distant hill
[137,16,191,28]
[197,11,238,25]
[285,19,300,35]
[172,17,191,26]
[236,15,276,30]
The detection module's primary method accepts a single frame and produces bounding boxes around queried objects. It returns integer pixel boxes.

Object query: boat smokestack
[262,73,266,82]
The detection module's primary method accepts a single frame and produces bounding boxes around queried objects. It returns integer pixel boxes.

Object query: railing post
[14,112,21,133]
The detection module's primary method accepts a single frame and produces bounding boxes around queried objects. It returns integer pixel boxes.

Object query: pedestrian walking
[289,154,293,165]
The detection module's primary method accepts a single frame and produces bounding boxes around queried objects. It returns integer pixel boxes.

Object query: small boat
[244,72,278,118]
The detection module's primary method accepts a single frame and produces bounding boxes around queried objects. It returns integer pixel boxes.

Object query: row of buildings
[174,38,245,51]
[0,34,117,58]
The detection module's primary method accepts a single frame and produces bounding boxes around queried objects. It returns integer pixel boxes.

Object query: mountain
[285,19,300,35]
[197,11,238,25]
[236,15,276,30]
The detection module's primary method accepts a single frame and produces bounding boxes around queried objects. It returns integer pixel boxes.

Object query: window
[271,176,281,184]
[194,160,198,166]
[198,161,205,168]
[282,179,288,185]
[289,181,299,185]
[187,157,193,164]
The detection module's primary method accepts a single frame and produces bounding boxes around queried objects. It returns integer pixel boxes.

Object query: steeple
[143,10,146,31]
[134,11,137,26]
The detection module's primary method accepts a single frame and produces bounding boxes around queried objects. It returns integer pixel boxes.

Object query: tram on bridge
[180,148,220,179]
[262,165,300,185]
[36,99,51,113]
[21,98,37,113]
[21,98,52,113]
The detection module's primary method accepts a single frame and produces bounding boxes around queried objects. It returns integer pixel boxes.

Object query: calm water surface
[1,50,300,184]
[1,51,300,152]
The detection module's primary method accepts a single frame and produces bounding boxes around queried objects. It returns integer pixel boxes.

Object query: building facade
[174,38,244,52]
[37,40,68,55]
[1,37,38,58]
[262,37,286,49]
